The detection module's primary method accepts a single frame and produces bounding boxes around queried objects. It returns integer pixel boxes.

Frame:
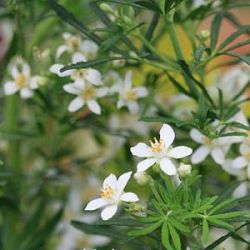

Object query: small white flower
[56,32,98,59]
[63,81,108,114]
[232,142,250,179]
[4,57,41,99]
[190,129,232,165]
[131,124,193,175]
[85,171,139,220]
[116,71,148,114]
[50,53,102,86]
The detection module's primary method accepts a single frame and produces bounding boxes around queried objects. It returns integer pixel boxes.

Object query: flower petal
[191,145,210,164]
[85,69,102,86]
[168,146,193,159]
[128,102,139,114]
[96,87,108,97]
[137,158,156,172]
[120,192,139,202]
[190,129,204,144]
[22,63,30,76]
[81,40,98,57]
[211,148,225,165]
[117,171,132,194]
[160,124,175,148]
[4,81,18,95]
[101,205,118,220]
[233,182,247,198]
[85,198,107,211]
[50,64,72,77]
[159,158,177,175]
[87,100,101,115]
[20,88,33,99]
[130,143,152,157]
[63,83,80,95]
[68,96,85,112]
[103,174,117,190]
[56,45,68,58]
[30,76,41,89]
[72,52,86,64]
[135,87,148,97]
[232,156,248,169]
[124,71,132,88]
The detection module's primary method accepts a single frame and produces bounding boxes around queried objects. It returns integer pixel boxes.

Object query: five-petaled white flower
[50,53,102,86]
[190,129,231,165]
[56,32,98,59]
[63,80,108,114]
[130,124,193,175]
[116,71,148,114]
[232,141,250,179]
[85,171,139,220]
[4,57,41,99]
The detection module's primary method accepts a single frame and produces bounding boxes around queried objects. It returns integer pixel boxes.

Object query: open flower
[56,32,98,59]
[50,53,102,86]
[4,57,41,99]
[116,71,148,114]
[130,124,193,175]
[190,129,231,165]
[85,171,139,220]
[232,142,250,179]
[63,81,108,114]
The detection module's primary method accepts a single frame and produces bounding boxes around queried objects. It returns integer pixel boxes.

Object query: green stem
[165,17,199,97]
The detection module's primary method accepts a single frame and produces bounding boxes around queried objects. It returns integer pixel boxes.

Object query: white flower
[116,71,148,114]
[232,142,250,179]
[50,53,102,86]
[63,80,108,114]
[56,32,98,59]
[130,124,193,175]
[4,57,41,99]
[85,171,139,220]
[190,129,232,165]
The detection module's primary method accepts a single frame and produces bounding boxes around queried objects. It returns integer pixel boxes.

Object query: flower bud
[178,163,192,178]
[198,30,210,40]
[134,171,151,185]
[100,3,114,14]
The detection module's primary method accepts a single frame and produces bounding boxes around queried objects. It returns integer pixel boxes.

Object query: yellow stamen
[67,36,81,50]
[81,85,96,100]
[16,74,27,88]
[150,137,164,153]
[101,185,115,200]
[124,89,137,101]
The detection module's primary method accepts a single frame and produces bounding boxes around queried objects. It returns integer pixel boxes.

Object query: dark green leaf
[135,1,163,14]
[210,12,224,50]
[202,219,209,244]
[168,223,181,250]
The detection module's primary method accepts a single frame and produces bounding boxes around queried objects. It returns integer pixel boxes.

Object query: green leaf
[72,220,133,242]
[128,220,162,237]
[61,57,129,72]
[48,0,102,44]
[202,219,209,244]
[210,12,224,50]
[135,1,163,14]
[95,218,143,226]
[221,52,250,65]
[168,223,181,250]
[218,25,250,51]
[23,208,64,250]
[207,218,234,231]
[210,211,246,220]
[204,222,250,250]
[169,218,189,233]
[162,221,173,250]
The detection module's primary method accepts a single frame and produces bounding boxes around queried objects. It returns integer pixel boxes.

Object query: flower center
[67,36,81,50]
[202,136,211,145]
[81,85,96,100]
[16,74,27,88]
[101,185,115,200]
[124,89,137,101]
[150,137,164,153]
[73,69,87,79]
[244,150,250,161]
